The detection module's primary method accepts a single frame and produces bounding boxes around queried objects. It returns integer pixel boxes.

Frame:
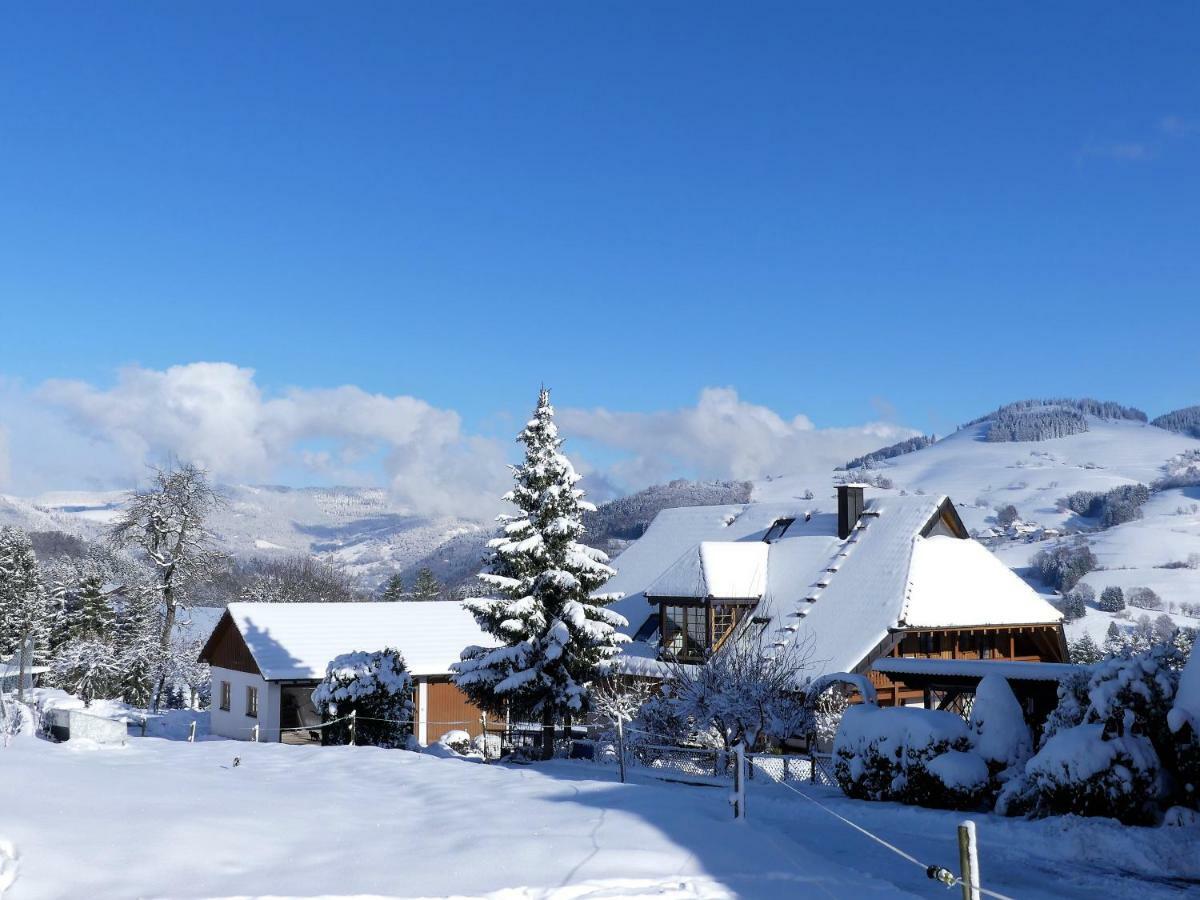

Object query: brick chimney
[837,484,865,539]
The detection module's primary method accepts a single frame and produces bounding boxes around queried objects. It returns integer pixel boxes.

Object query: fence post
[481,713,488,759]
[188,720,197,743]
[958,820,980,900]
[730,742,747,821]
[783,756,790,783]
[252,723,259,742]
[349,709,357,746]
[616,718,627,784]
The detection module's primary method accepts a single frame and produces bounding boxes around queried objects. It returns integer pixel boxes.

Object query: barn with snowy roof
[602,484,1067,708]
[199,602,498,744]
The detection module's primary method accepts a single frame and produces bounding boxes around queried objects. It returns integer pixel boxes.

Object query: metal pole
[616,717,627,784]
[958,820,980,900]
[731,742,746,820]
[188,720,197,743]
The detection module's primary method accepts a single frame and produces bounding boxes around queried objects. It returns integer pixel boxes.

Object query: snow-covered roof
[871,657,1081,682]
[644,541,768,600]
[902,535,1063,628]
[216,602,494,681]
[601,493,1063,680]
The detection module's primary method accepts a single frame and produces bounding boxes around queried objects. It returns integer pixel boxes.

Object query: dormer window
[763,518,795,543]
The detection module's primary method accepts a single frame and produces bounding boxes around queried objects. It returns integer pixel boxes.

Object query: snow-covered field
[2,726,1196,899]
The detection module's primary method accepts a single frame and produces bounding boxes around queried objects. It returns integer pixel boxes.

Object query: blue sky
[0,4,1197,505]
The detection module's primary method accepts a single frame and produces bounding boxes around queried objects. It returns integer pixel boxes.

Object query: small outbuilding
[199,601,498,744]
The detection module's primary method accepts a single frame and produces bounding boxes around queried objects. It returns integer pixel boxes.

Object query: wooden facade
[863,623,1069,707]
[424,678,498,740]
[199,611,262,675]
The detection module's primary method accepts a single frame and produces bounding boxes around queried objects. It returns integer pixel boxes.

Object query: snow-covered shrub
[311,648,413,748]
[1003,724,1161,824]
[437,729,473,754]
[969,676,1032,785]
[1040,669,1091,745]
[1170,650,1200,808]
[1087,645,1181,768]
[1098,586,1126,613]
[1003,645,1187,822]
[833,706,987,809]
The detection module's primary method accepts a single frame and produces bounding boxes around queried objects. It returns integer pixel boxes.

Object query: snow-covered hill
[0,485,483,587]
[754,410,1200,645]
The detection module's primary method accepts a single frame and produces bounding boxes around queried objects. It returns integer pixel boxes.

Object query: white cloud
[0,423,10,489]
[561,387,917,491]
[22,363,509,520]
[1,369,919,520]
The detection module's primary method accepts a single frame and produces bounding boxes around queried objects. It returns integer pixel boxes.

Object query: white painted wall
[417,678,429,745]
[209,666,280,741]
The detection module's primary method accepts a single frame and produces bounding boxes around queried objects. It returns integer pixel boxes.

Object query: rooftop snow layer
[644,541,769,599]
[902,534,1062,628]
[221,601,494,680]
[872,657,1080,682]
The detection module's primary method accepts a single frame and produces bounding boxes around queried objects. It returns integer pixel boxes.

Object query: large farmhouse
[199,601,497,743]
[602,485,1067,706]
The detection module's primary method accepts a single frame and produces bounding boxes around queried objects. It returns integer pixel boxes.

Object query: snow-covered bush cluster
[1060,483,1150,528]
[999,643,1198,824]
[833,675,1031,811]
[841,435,935,471]
[833,705,989,809]
[312,648,413,748]
[1031,539,1097,591]
[1153,449,1200,490]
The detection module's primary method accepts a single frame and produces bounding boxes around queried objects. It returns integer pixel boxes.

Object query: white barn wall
[210,665,279,742]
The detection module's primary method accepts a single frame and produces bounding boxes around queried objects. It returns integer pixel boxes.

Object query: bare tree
[110,463,224,707]
[663,634,812,751]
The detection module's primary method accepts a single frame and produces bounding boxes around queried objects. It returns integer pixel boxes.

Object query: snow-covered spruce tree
[1069,633,1103,664]
[379,573,406,602]
[1098,585,1125,613]
[452,388,627,759]
[410,567,443,602]
[110,463,224,709]
[0,526,48,701]
[51,639,121,707]
[114,585,165,708]
[71,571,114,642]
[311,648,413,747]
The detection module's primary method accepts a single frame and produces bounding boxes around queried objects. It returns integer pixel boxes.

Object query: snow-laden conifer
[0,526,48,700]
[452,388,627,758]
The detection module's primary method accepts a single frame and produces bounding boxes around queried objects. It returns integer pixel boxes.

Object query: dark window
[763,518,795,543]
[219,681,231,711]
[246,685,259,718]
[661,604,707,662]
